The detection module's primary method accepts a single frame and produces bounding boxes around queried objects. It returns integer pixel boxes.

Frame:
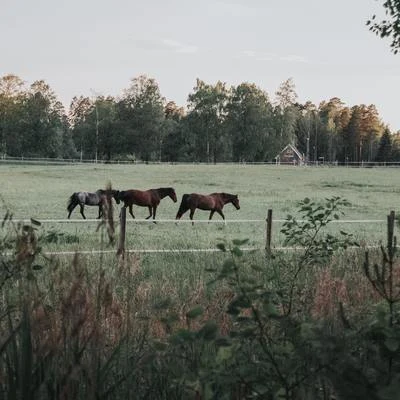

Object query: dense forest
[0,73,398,164]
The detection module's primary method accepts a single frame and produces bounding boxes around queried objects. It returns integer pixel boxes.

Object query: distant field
[1,163,400,253]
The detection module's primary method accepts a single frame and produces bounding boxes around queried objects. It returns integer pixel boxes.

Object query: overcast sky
[1,0,400,130]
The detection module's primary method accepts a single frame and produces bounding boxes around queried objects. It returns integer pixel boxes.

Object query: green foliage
[40,228,79,244]
[118,75,166,161]
[151,200,400,399]
[281,196,358,264]
[186,79,230,162]
[367,0,400,54]
[0,213,153,400]
[0,73,397,163]
[376,128,394,162]
[4,193,400,399]
[225,83,274,162]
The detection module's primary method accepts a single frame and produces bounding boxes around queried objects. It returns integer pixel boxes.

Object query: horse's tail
[176,194,190,219]
[67,193,78,213]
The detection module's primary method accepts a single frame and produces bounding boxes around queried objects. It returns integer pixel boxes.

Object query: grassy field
[1,163,399,253]
[2,163,399,398]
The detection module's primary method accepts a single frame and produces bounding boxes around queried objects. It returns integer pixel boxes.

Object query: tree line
[0,73,398,163]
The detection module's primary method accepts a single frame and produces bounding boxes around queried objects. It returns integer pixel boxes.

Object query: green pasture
[2,163,399,399]
[1,163,399,253]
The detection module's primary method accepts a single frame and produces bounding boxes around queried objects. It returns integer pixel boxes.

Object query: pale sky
[1,0,400,130]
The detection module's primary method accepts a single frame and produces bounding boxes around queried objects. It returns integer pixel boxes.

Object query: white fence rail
[1,156,400,168]
[4,245,382,257]
[2,215,389,257]
[11,218,387,224]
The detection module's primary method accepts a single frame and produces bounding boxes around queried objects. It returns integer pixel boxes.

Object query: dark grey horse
[67,189,120,219]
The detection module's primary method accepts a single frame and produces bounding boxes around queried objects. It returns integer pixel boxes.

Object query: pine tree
[375,128,393,162]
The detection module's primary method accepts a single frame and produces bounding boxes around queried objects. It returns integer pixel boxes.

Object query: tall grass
[1,206,399,398]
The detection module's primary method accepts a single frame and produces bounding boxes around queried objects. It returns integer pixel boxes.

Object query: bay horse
[117,187,177,220]
[175,192,240,223]
[67,189,120,219]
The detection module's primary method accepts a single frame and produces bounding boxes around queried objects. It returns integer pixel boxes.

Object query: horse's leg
[152,206,157,223]
[208,210,215,222]
[176,207,188,219]
[68,202,77,219]
[128,205,135,219]
[145,206,152,219]
[189,208,196,226]
[216,210,226,224]
[80,204,86,219]
[175,206,187,224]
[97,205,103,219]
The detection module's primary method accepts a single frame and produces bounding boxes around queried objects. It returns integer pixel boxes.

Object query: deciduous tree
[119,75,165,161]
[367,0,400,53]
[273,78,299,152]
[186,79,229,163]
[225,83,273,161]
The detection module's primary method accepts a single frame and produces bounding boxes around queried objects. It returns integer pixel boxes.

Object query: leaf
[186,306,203,319]
[152,340,167,351]
[232,246,243,257]
[214,337,232,347]
[232,238,249,246]
[170,329,194,345]
[250,264,263,272]
[385,338,399,352]
[30,218,41,226]
[216,346,233,363]
[265,302,280,318]
[153,297,172,310]
[216,243,226,252]
[221,259,235,275]
[197,321,218,341]
[228,295,251,313]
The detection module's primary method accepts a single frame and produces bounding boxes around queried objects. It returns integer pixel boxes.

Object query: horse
[175,192,240,223]
[67,189,120,219]
[117,187,177,220]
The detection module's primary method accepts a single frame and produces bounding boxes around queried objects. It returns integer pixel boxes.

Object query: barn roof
[276,144,304,160]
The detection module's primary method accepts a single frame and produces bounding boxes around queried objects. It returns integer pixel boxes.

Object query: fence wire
[11,218,387,224]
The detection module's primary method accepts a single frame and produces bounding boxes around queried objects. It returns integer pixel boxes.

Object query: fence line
[3,209,391,257]
[4,244,382,257]
[10,218,387,224]
[2,156,400,168]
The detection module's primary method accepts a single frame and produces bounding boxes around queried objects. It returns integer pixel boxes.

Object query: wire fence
[3,215,390,256]
[1,156,400,168]
[4,245,382,257]
[11,218,388,224]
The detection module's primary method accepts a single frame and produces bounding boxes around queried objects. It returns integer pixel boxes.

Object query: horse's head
[231,194,240,210]
[169,188,178,203]
[111,190,121,204]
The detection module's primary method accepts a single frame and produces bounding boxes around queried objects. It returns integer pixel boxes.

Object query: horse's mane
[155,187,175,197]
[211,192,237,199]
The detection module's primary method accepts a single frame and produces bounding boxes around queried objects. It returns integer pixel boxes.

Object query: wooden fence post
[387,210,395,260]
[265,209,272,254]
[117,207,126,257]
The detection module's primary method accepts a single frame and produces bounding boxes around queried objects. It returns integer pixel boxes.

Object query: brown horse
[117,187,177,220]
[175,192,240,222]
